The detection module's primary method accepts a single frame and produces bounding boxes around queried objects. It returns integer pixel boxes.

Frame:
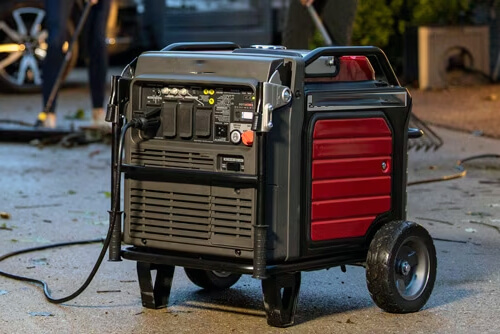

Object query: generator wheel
[366,221,437,313]
[184,268,241,291]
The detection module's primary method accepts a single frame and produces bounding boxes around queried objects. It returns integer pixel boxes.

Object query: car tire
[184,268,241,291]
[366,220,437,313]
[0,0,78,93]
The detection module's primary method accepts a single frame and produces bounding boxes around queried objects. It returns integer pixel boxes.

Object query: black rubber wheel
[184,268,241,291]
[0,0,78,93]
[366,221,437,313]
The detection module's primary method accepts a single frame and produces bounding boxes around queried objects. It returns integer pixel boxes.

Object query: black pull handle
[161,42,240,52]
[408,127,424,139]
[302,46,400,86]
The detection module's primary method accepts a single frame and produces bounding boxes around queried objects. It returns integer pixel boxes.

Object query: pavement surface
[0,70,499,333]
[410,84,500,139]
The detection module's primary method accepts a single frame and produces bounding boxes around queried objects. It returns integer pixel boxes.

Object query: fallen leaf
[97,290,121,294]
[29,312,54,317]
[64,109,86,120]
[89,150,101,158]
[346,318,355,324]
[467,212,492,217]
[68,190,77,195]
[484,93,498,101]
[0,223,13,231]
[0,212,11,219]
[104,191,111,198]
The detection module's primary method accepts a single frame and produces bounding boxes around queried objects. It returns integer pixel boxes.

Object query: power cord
[408,154,500,186]
[0,120,140,303]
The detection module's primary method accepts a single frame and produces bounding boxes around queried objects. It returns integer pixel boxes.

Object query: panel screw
[382,162,388,170]
[282,88,292,103]
[235,249,242,256]
[326,56,335,66]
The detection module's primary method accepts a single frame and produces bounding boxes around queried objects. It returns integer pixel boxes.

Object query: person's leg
[41,0,74,126]
[320,0,358,46]
[86,0,111,125]
[282,0,315,50]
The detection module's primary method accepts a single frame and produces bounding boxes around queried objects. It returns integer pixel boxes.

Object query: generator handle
[303,46,400,86]
[408,127,424,139]
[161,42,241,52]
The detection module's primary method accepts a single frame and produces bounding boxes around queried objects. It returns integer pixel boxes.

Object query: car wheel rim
[0,7,47,88]
[394,236,430,301]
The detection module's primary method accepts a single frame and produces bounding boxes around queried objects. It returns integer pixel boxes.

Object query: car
[0,0,141,93]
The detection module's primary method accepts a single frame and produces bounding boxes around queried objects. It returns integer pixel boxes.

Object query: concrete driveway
[0,74,499,334]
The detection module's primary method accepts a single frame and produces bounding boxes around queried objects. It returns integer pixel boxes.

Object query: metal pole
[306,4,333,46]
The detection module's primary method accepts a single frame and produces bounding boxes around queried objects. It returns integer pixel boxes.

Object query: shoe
[35,112,56,128]
[92,108,110,127]
[89,107,111,132]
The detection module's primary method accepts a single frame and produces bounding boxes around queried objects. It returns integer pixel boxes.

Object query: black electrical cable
[408,153,500,186]
[0,121,135,303]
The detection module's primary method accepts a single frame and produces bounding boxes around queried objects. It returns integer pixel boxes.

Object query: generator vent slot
[129,188,211,241]
[211,195,253,247]
[131,148,214,170]
[126,183,254,249]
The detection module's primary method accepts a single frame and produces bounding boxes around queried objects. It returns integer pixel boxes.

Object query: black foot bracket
[137,262,175,309]
[261,272,301,327]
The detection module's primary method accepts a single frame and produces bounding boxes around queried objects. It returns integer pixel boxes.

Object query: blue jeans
[42,0,111,112]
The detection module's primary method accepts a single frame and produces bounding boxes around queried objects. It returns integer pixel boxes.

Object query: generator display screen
[135,83,256,145]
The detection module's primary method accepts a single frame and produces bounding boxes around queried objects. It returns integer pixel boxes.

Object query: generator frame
[107,43,436,327]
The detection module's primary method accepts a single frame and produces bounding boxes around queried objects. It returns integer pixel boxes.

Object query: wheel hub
[394,238,431,301]
[400,261,411,276]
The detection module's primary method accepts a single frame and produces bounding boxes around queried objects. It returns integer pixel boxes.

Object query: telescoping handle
[161,42,240,52]
[303,46,400,86]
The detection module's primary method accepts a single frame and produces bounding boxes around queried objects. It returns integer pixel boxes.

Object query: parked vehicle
[0,0,285,93]
[0,0,140,93]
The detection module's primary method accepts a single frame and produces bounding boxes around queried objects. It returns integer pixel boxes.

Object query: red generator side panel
[311,118,393,241]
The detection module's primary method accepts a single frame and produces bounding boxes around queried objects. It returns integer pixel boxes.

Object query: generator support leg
[137,262,175,309]
[261,272,301,327]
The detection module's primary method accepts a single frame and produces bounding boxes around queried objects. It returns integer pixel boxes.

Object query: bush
[351,0,403,49]
[352,0,482,49]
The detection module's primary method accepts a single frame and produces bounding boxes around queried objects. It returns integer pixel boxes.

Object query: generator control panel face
[133,83,256,145]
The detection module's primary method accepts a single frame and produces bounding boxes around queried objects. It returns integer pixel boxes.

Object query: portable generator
[106,42,437,327]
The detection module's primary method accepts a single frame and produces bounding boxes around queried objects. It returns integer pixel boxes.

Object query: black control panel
[135,84,256,145]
